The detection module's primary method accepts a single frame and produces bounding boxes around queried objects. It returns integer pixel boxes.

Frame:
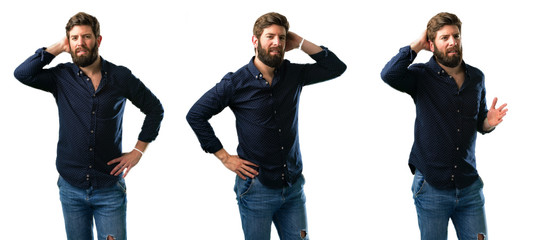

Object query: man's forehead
[69,25,94,35]
[261,25,287,35]
[437,25,460,35]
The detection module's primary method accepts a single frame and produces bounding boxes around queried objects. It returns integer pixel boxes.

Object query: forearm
[380,46,417,93]
[14,48,57,91]
[186,108,224,153]
[46,41,66,56]
[302,47,347,85]
[137,103,164,142]
[299,38,323,55]
[187,82,231,153]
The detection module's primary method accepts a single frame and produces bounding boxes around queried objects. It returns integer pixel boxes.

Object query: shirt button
[89,148,93,151]
[274,110,277,114]
[457,109,460,113]
[457,129,461,132]
[281,146,284,150]
[86,78,90,81]
[283,164,287,167]
[89,165,92,168]
[456,147,459,151]
[90,130,94,134]
[92,111,96,115]
[278,129,282,133]
[454,165,457,169]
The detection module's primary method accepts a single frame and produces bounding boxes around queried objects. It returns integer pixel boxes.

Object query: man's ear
[97,35,102,47]
[429,40,434,52]
[252,35,258,48]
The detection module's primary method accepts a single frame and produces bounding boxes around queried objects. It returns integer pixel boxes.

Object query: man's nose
[272,37,280,46]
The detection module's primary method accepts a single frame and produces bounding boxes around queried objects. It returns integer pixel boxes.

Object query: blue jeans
[58,176,127,240]
[412,170,487,240]
[234,175,308,240]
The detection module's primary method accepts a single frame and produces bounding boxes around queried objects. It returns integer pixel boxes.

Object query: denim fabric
[234,175,308,240]
[58,176,127,240]
[412,170,487,240]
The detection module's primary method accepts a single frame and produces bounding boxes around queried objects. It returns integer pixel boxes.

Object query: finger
[242,160,259,167]
[110,165,121,175]
[240,168,257,178]
[242,165,259,175]
[497,103,508,111]
[111,163,126,176]
[236,171,246,180]
[491,97,498,110]
[241,167,258,177]
[114,166,125,176]
[107,157,122,165]
[123,167,131,178]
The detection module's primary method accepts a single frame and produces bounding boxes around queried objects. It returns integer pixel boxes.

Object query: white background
[1,0,531,239]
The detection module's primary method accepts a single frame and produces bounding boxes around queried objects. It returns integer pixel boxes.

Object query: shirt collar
[428,56,469,77]
[246,56,286,80]
[73,56,109,76]
[247,57,263,80]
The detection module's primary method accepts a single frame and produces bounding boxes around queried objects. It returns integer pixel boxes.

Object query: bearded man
[186,12,346,240]
[14,12,164,240]
[380,12,508,240]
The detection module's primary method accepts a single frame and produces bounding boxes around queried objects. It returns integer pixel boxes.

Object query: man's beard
[70,42,99,67]
[433,45,462,68]
[257,40,284,68]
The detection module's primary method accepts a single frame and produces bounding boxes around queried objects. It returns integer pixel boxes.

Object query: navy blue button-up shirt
[381,46,492,189]
[14,48,164,189]
[187,47,346,188]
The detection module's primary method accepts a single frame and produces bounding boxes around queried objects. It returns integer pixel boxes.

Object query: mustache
[74,46,91,53]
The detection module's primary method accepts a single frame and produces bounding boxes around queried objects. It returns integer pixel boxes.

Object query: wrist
[410,43,423,53]
[484,118,496,131]
[298,38,305,50]
[133,147,144,156]
[214,148,229,162]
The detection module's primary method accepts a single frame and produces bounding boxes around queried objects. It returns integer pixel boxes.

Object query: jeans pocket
[237,177,255,198]
[116,178,127,193]
[414,180,426,197]
[412,172,426,197]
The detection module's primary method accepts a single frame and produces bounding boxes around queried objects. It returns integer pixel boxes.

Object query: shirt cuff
[37,47,56,63]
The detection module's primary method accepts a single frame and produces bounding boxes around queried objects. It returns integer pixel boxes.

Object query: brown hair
[253,12,289,38]
[426,12,461,42]
[65,12,100,38]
